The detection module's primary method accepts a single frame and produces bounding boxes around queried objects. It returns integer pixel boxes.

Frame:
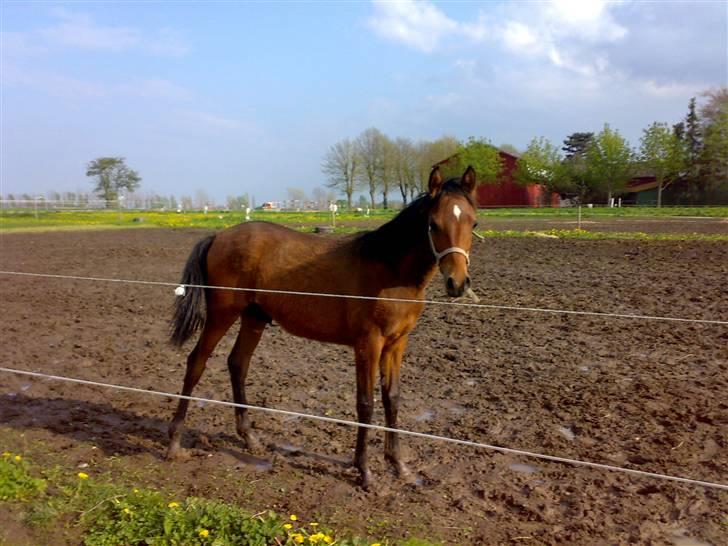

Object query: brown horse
[168,166,479,488]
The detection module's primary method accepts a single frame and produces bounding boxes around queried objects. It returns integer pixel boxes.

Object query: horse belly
[261,295,355,346]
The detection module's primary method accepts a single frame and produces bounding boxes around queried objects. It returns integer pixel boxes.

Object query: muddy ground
[0,228,726,545]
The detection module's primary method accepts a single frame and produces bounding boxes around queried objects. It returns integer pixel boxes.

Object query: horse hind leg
[227,310,267,451]
[167,310,237,460]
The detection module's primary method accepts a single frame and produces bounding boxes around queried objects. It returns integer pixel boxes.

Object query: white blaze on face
[453,204,462,221]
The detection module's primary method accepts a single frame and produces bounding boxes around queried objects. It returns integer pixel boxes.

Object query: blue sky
[2,1,726,203]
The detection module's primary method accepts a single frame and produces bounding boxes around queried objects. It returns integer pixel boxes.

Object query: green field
[1,206,727,241]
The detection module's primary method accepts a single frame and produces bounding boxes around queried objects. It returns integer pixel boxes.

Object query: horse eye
[429,220,438,231]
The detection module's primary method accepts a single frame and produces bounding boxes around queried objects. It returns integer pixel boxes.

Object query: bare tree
[194,190,210,209]
[286,187,307,209]
[379,135,398,209]
[393,137,417,205]
[356,127,386,209]
[312,186,335,210]
[322,138,360,209]
[415,136,459,193]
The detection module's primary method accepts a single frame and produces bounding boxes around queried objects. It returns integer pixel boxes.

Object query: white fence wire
[1,367,726,492]
[1,270,726,326]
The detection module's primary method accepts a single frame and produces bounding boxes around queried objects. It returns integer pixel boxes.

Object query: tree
[86,157,141,207]
[562,132,594,159]
[226,195,248,210]
[393,137,417,205]
[312,186,335,210]
[585,124,633,203]
[356,127,386,209]
[286,187,307,209]
[699,86,728,126]
[640,122,687,207]
[515,137,571,200]
[683,97,703,200]
[700,105,728,192]
[194,190,210,209]
[448,137,503,183]
[378,135,398,209]
[415,136,459,195]
[498,143,520,156]
[322,138,360,209]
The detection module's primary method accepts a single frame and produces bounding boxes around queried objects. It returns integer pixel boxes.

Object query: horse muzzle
[445,274,471,297]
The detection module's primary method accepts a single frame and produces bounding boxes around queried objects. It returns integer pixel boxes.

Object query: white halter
[428,224,470,265]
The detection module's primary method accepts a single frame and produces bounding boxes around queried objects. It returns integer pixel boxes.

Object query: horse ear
[461,166,477,195]
[428,166,443,197]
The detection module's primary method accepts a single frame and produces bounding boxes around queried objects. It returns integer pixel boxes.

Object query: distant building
[435,148,559,208]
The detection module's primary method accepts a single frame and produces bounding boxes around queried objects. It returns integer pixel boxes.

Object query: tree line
[323,87,727,208]
[514,88,727,206]
[321,129,509,209]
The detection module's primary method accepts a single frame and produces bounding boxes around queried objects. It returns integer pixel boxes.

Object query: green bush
[0,452,46,501]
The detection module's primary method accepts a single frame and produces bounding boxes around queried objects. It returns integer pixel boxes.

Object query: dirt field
[1,228,726,545]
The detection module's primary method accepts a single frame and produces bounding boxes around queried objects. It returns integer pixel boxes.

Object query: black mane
[356,179,474,267]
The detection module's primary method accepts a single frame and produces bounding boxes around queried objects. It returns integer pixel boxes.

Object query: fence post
[577,204,582,230]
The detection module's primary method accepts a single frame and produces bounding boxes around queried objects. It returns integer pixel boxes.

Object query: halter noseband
[428,224,470,266]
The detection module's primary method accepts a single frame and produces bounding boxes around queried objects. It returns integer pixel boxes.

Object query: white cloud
[8,9,189,57]
[495,1,628,76]
[3,63,191,101]
[502,22,538,52]
[39,11,141,51]
[368,0,485,53]
[183,111,243,130]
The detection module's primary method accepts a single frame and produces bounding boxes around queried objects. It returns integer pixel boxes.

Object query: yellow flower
[14,455,22,462]
[122,508,131,515]
[2,452,10,458]
[290,514,298,521]
[133,488,139,493]
[310,522,319,528]
[292,534,305,544]
[371,543,381,546]
[309,533,326,543]
[283,523,293,530]
[198,529,210,538]
[168,501,179,508]
[77,472,89,480]
[323,537,333,544]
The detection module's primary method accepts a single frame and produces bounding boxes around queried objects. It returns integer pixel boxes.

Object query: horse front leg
[353,334,384,490]
[380,335,414,482]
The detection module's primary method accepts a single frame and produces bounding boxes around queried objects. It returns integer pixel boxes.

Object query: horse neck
[356,205,438,290]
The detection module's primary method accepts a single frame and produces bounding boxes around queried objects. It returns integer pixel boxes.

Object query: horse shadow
[0,393,356,482]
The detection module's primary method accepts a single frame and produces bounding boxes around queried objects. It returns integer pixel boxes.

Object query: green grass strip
[0,452,438,546]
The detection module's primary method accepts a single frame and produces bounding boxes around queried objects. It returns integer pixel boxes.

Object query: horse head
[426,165,478,297]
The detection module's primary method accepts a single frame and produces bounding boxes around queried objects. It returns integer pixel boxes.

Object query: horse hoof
[397,463,416,483]
[243,432,262,452]
[166,446,190,462]
[358,469,374,491]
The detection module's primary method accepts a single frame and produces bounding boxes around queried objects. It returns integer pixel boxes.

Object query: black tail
[170,235,215,347]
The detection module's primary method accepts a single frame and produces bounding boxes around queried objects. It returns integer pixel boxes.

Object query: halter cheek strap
[428,225,470,266]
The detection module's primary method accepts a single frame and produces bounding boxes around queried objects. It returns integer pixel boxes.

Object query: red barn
[436,148,559,208]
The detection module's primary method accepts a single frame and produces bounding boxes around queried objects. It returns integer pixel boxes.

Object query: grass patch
[0,452,46,501]
[0,452,439,546]
[476,228,728,242]
[1,206,726,233]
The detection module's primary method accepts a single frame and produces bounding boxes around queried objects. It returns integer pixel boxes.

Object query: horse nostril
[446,277,455,292]
[464,276,471,291]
